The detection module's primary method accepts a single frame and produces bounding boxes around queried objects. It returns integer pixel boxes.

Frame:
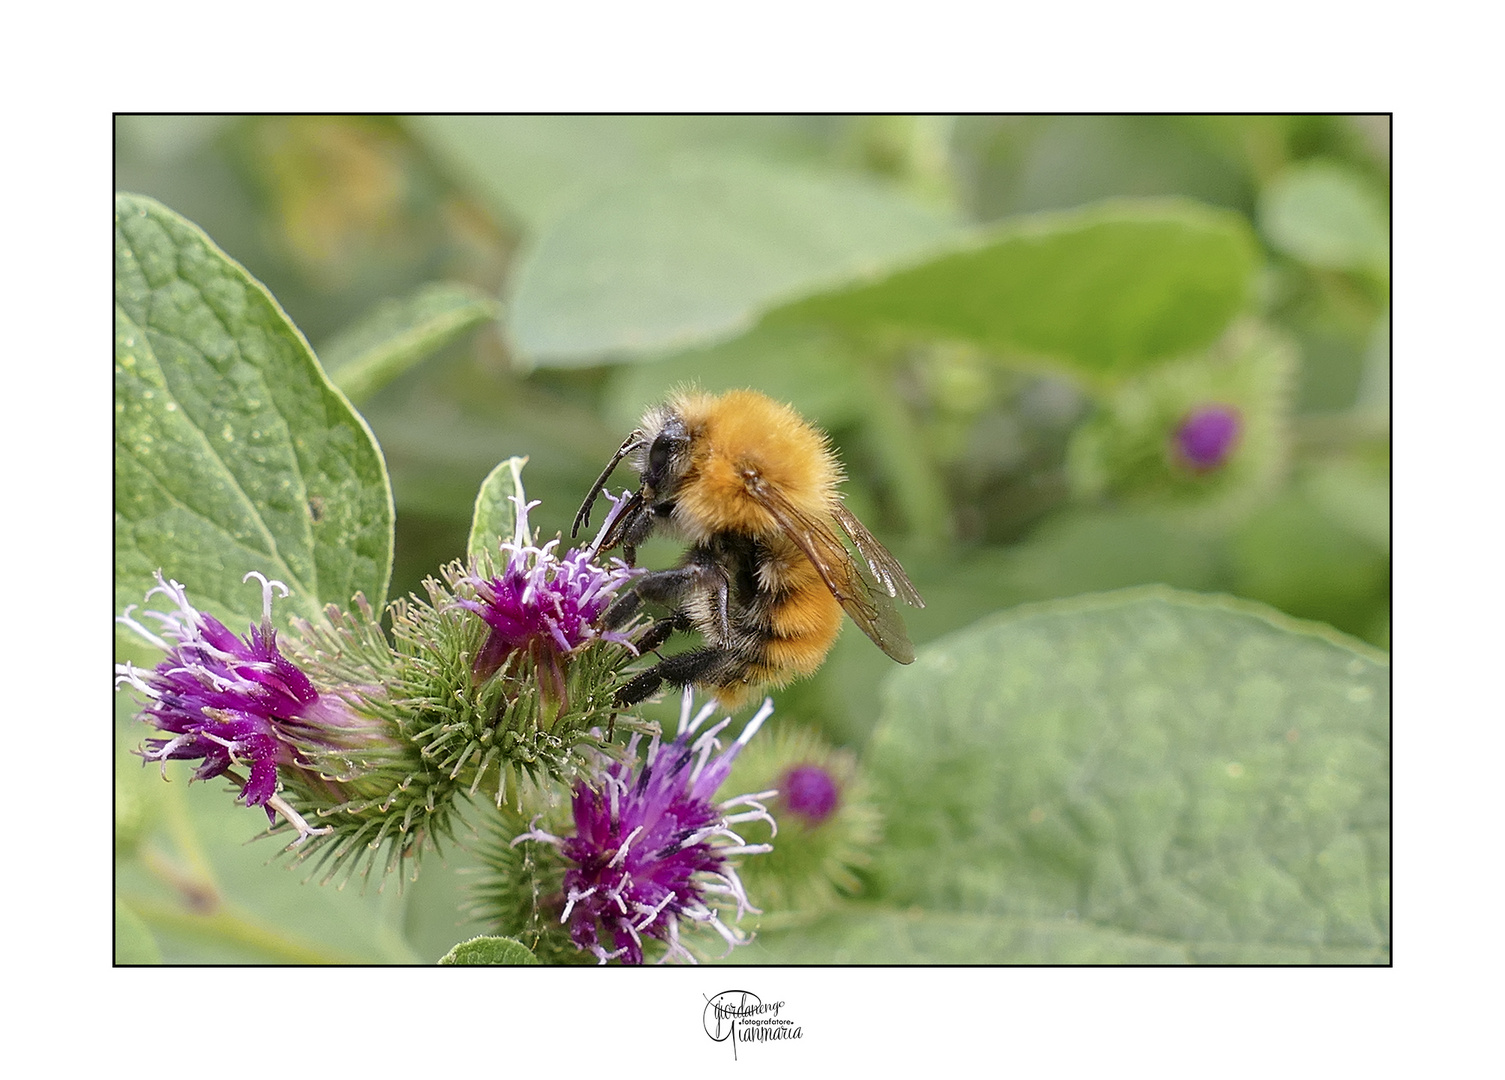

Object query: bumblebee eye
[647,434,676,483]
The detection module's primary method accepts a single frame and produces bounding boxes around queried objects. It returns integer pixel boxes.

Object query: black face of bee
[641,417,689,498]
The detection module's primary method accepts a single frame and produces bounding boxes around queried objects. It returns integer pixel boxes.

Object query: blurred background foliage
[115,115,1389,962]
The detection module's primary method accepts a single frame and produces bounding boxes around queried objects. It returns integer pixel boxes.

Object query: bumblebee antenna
[572,431,645,538]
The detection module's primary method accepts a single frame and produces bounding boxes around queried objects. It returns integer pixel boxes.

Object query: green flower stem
[158,766,224,900]
[125,896,373,964]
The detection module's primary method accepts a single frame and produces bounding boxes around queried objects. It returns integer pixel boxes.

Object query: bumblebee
[573,388,925,709]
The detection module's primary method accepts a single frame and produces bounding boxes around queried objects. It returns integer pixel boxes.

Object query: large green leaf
[319,281,500,405]
[861,587,1389,963]
[407,115,832,231]
[114,193,394,632]
[771,198,1260,382]
[733,906,1385,964]
[602,323,876,435]
[505,155,961,364]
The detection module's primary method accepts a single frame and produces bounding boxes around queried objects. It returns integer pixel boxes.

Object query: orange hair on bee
[668,388,842,538]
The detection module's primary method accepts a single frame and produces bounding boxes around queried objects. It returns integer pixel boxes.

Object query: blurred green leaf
[735,905,1385,964]
[114,898,163,964]
[772,197,1260,383]
[1228,488,1389,640]
[1301,458,1390,553]
[961,115,1254,220]
[1259,161,1389,273]
[406,115,834,231]
[114,192,395,633]
[506,155,960,364]
[815,516,1222,747]
[865,587,1389,963]
[468,456,526,560]
[437,935,541,965]
[603,323,875,434]
[1357,306,1390,417]
[320,282,500,404]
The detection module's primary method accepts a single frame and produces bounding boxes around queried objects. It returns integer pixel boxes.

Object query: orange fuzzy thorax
[666,389,842,539]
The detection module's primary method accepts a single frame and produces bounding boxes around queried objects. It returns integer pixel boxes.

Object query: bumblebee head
[634,404,694,502]
[571,401,695,554]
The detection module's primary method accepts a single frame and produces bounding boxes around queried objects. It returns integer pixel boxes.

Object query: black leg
[603,564,730,639]
[602,588,644,631]
[636,617,682,653]
[615,646,738,707]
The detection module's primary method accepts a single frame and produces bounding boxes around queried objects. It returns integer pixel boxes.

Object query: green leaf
[406,115,833,231]
[115,193,394,632]
[1227,487,1390,641]
[505,155,961,365]
[114,898,163,964]
[732,906,1387,964]
[867,587,1389,963]
[602,323,875,435]
[320,282,500,405]
[437,935,542,965]
[1300,458,1391,554]
[771,198,1260,382]
[468,456,527,560]
[1258,161,1389,273]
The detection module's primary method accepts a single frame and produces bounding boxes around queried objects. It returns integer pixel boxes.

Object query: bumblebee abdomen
[752,581,844,675]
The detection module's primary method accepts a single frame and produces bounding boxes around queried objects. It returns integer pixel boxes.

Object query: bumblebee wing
[831,502,926,609]
[743,475,918,664]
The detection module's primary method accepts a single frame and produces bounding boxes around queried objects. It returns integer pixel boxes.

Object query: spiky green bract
[275,560,648,888]
[274,594,463,886]
[723,724,881,926]
[465,804,596,965]
[1066,321,1296,525]
[388,559,648,810]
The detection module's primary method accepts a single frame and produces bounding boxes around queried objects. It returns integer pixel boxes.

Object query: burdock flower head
[115,571,386,844]
[455,493,641,695]
[515,692,778,964]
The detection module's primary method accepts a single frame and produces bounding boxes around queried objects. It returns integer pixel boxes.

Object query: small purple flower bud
[514,692,777,964]
[1173,404,1243,471]
[780,764,841,826]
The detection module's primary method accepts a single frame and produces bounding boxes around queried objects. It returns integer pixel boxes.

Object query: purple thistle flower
[516,692,778,964]
[1173,404,1243,472]
[780,764,841,826]
[455,493,642,695]
[115,571,376,843]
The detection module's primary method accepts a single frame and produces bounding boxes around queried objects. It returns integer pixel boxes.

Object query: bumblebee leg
[615,646,738,707]
[636,616,684,653]
[601,588,644,631]
[602,564,729,635]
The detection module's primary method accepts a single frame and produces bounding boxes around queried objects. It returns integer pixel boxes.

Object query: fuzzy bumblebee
[574,388,925,709]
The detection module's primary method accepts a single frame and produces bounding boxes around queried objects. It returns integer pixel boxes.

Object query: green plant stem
[125,897,372,964]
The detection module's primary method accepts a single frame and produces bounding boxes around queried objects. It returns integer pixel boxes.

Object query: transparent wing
[831,503,926,609]
[743,474,919,664]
